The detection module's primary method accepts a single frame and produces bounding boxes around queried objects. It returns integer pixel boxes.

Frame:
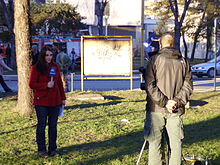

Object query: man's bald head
[160,33,174,48]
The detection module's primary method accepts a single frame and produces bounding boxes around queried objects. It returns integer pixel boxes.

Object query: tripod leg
[136,140,147,165]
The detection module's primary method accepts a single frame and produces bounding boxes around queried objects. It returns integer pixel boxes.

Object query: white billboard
[82,36,132,75]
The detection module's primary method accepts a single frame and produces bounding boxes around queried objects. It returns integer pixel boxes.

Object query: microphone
[49,67,56,81]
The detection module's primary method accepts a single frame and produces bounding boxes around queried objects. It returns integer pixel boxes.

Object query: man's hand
[166,100,177,113]
[47,80,54,88]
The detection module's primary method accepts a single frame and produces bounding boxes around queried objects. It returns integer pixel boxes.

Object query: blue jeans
[35,106,60,152]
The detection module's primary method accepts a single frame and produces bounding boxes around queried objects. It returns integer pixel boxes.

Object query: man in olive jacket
[144,33,193,165]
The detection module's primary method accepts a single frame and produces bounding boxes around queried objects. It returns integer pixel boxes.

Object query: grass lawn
[0,91,219,165]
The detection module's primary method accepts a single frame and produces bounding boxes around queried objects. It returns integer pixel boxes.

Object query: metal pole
[104,16,108,36]
[136,140,147,165]
[140,0,145,67]
[70,73,74,92]
[81,36,84,91]
[130,36,133,90]
[214,18,218,91]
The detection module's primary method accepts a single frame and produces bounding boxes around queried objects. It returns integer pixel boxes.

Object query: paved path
[1,74,220,92]
[192,78,220,92]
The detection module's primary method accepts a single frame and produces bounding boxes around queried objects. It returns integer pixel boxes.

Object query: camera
[139,66,146,90]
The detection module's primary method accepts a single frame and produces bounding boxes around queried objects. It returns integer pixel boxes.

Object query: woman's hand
[8,68,13,71]
[47,80,54,88]
[62,100,66,106]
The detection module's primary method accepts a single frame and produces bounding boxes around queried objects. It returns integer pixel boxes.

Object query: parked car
[191,56,220,78]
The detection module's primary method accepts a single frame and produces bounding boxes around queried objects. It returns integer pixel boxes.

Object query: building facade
[42,0,212,59]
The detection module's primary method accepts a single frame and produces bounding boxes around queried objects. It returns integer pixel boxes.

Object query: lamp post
[140,0,145,67]
[213,17,218,91]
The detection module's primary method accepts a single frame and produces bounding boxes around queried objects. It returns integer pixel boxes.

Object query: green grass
[0,91,220,165]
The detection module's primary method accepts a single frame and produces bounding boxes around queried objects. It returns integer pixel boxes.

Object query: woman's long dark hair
[36,46,55,74]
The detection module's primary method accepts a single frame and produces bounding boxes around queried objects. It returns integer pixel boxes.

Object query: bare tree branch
[168,0,178,20]
[180,0,191,26]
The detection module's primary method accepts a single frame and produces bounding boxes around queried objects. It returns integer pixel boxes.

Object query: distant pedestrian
[70,48,76,72]
[29,46,66,157]
[0,44,7,63]
[0,49,13,93]
[144,32,160,59]
[31,45,39,66]
[6,44,11,66]
[56,47,71,92]
[52,45,59,61]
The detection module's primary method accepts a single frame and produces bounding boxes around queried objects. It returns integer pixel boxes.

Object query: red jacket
[29,64,66,106]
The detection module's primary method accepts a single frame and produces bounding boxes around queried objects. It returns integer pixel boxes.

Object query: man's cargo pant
[145,112,184,165]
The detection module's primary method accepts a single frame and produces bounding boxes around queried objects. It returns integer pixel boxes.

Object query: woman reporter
[29,46,66,157]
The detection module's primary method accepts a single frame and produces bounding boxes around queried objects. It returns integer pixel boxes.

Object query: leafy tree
[30,2,85,35]
[0,0,12,41]
[14,0,33,116]
[146,0,220,60]
[95,0,110,35]
[203,1,220,61]
[0,7,10,42]
[183,0,220,60]
[147,0,192,50]
[183,2,207,60]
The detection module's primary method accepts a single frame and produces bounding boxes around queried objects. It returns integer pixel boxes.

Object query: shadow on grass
[103,95,124,100]
[199,93,220,100]
[60,131,144,165]
[59,116,220,164]
[65,94,145,110]
[65,101,122,110]
[212,158,220,165]
[189,100,208,107]
[59,109,144,123]
[130,100,146,103]
[103,95,145,102]
[184,116,220,145]
[0,92,17,100]
[0,125,35,136]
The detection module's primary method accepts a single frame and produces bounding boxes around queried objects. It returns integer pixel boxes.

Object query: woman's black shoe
[48,150,60,156]
[5,89,13,93]
[38,151,48,158]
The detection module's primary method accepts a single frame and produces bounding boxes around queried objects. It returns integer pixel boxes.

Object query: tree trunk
[182,31,188,59]
[205,25,212,61]
[190,11,206,61]
[95,0,108,35]
[174,23,181,50]
[10,34,16,68]
[8,0,16,69]
[14,0,34,116]
[190,36,198,61]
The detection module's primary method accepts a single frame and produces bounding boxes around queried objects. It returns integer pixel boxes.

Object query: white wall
[108,0,142,26]
[66,0,141,26]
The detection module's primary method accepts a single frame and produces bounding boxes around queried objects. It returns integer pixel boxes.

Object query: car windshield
[208,55,220,63]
